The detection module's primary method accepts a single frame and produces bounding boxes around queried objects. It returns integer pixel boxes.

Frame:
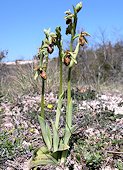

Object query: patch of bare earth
[0,90,123,169]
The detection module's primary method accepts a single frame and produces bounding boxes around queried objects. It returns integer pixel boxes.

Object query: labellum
[79,35,87,46]
[47,44,54,54]
[66,24,72,35]
[66,18,72,25]
[64,52,71,66]
[40,70,47,80]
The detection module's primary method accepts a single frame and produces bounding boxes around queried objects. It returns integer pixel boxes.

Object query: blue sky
[0,0,123,61]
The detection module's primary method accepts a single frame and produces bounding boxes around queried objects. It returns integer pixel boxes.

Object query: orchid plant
[27,2,90,169]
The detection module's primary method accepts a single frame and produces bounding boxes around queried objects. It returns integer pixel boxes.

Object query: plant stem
[41,79,45,119]
[67,35,73,104]
[61,34,74,166]
[40,53,48,119]
[55,44,63,130]
[67,67,72,104]
[59,48,63,96]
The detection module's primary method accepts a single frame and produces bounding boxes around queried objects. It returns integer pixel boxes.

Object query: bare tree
[0,50,8,62]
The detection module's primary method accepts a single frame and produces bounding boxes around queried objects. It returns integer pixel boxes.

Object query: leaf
[51,120,59,153]
[38,116,52,150]
[55,92,64,130]
[33,146,49,158]
[31,154,57,166]
[69,43,80,68]
[30,149,58,168]
[64,99,73,145]
[27,146,57,169]
[73,34,80,40]
[46,123,52,149]
[58,139,70,151]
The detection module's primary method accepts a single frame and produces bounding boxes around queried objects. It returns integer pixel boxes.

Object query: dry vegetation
[0,39,123,169]
[1,39,123,98]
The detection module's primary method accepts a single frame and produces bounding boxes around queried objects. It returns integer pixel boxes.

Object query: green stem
[61,33,74,166]
[67,35,73,105]
[41,79,45,119]
[59,48,63,96]
[61,7,78,165]
[67,67,72,105]
[55,45,63,130]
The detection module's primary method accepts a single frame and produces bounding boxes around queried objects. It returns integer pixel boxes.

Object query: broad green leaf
[28,146,57,169]
[32,146,49,160]
[38,116,52,150]
[55,92,63,130]
[30,154,58,168]
[58,144,69,151]
[51,120,59,152]
[46,122,52,149]
[58,139,69,151]
[66,98,73,128]
[64,99,73,145]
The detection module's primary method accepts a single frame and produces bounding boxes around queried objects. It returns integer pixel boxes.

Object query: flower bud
[75,2,82,13]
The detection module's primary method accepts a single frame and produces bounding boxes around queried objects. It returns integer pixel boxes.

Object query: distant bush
[0,50,8,62]
[0,39,123,99]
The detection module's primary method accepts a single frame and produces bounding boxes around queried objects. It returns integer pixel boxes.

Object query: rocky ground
[0,89,123,170]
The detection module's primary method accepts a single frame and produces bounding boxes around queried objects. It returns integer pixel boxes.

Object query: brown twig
[107,151,123,154]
